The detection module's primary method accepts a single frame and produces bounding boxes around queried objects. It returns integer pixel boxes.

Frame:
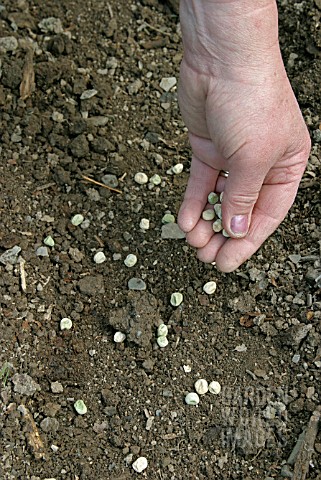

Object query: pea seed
[94,251,106,264]
[214,203,222,219]
[172,163,183,174]
[208,381,221,395]
[139,218,150,230]
[185,392,200,405]
[134,172,148,184]
[149,174,161,185]
[212,219,223,232]
[222,229,230,238]
[114,331,126,343]
[157,335,169,348]
[132,457,148,473]
[162,213,175,224]
[74,399,87,415]
[203,281,217,295]
[124,254,137,267]
[170,292,183,307]
[208,192,219,205]
[194,379,209,395]
[71,214,84,226]
[60,318,72,330]
[157,324,168,337]
[202,209,215,221]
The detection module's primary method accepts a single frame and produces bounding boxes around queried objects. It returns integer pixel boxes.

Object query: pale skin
[177,0,311,272]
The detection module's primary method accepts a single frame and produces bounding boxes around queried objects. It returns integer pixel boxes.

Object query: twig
[118,172,127,182]
[292,408,321,480]
[140,21,172,37]
[18,404,46,460]
[81,175,122,194]
[106,2,113,18]
[19,257,27,292]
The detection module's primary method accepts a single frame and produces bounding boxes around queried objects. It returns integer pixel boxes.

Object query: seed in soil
[212,219,223,233]
[139,218,150,230]
[185,392,200,405]
[71,214,84,226]
[222,229,230,238]
[162,213,175,224]
[172,163,183,174]
[149,174,161,185]
[134,172,148,185]
[132,456,148,473]
[214,203,222,219]
[170,292,183,307]
[202,209,215,221]
[157,324,168,337]
[74,399,87,415]
[203,281,217,295]
[157,335,169,348]
[124,254,137,267]
[114,331,126,343]
[44,235,55,247]
[208,381,221,395]
[208,192,219,205]
[93,251,106,264]
[60,318,72,330]
[194,379,209,395]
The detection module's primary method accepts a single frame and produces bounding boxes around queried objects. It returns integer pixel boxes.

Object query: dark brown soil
[0,1,321,479]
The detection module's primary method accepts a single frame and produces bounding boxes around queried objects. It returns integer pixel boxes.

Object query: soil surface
[0,0,321,479]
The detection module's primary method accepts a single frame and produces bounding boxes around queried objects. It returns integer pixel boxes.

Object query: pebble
[208,381,221,395]
[172,163,183,174]
[132,456,148,473]
[128,79,143,95]
[185,392,200,405]
[12,373,41,396]
[161,223,186,239]
[157,324,168,337]
[113,253,122,261]
[157,336,169,348]
[114,331,126,343]
[292,353,300,364]
[80,89,98,100]
[234,344,247,352]
[194,379,208,395]
[170,292,183,307]
[128,278,146,290]
[71,214,84,226]
[38,17,63,34]
[74,399,87,415]
[60,318,72,330]
[149,174,161,185]
[102,174,119,188]
[94,251,107,264]
[203,281,217,295]
[160,76,177,92]
[202,209,215,221]
[36,246,49,257]
[51,381,64,394]
[208,192,219,205]
[139,218,150,230]
[124,254,137,267]
[40,417,59,433]
[0,36,18,52]
[0,245,21,265]
[134,172,148,185]
[44,236,55,247]
[162,213,175,224]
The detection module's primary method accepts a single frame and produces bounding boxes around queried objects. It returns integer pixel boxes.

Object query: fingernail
[230,215,248,236]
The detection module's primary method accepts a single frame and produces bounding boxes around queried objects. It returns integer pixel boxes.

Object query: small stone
[157,324,168,337]
[0,36,18,52]
[149,174,161,185]
[202,209,215,221]
[214,203,222,219]
[0,245,21,265]
[124,254,137,267]
[212,219,223,232]
[71,214,84,226]
[194,379,208,395]
[162,213,175,224]
[127,79,143,95]
[172,163,183,174]
[160,76,177,92]
[113,253,122,261]
[60,318,72,330]
[40,417,59,433]
[36,246,49,257]
[44,236,55,247]
[183,365,192,373]
[306,386,315,399]
[139,218,150,230]
[114,331,126,343]
[51,381,63,394]
[185,392,200,405]
[292,354,300,364]
[132,456,148,473]
[289,254,301,264]
[134,172,148,185]
[208,381,221,395]
[208,192,219,205]
[128,278,146,290]
[52,111,64,123]
[38,17,63,33]
[101,174,119,188]
[94,251,106,264]
[161,223,186,239]
[69,247,84,262]
[157,336,169,348]
[74,399,87,415]
[80,89,98,100]
[234,344,247,352]
[203,281,217,295]
[170,292,183,307]
[12,373,41,396]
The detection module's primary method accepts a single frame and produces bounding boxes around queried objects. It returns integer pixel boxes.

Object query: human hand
[177,0,311,272]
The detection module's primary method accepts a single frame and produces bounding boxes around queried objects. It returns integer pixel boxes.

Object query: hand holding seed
[177,0,311,272]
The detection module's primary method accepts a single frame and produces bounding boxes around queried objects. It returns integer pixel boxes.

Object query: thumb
[221,161,267,238]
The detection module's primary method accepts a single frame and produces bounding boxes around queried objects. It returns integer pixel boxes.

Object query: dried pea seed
[209,381,221,395]
[172,163,183,174]
[114,331,126,343]
[194,379,209,395]
[74,399,87,415]
[60,318,72,330]
[71,214,84,226]
[44,235,55,247]
[157,324,168,337]
[185,392,200,405]
[170,292,183,307]
[124,254,137,267]
[212,219,223,232]
[134,172,148,184]
[203,281,217,295]
[214,203,222,219]
[202,209,215,221]
[162,213,175,224]
[208,192,219,205]
[222,229,230,238]
[157,335,169,348]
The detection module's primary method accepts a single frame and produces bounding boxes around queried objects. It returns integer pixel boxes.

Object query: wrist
[180,0,282,80]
